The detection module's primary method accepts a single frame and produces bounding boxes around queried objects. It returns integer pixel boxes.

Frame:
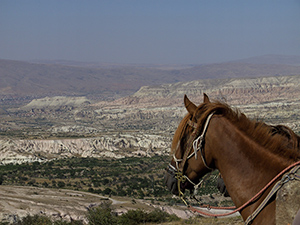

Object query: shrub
[118,208,179,225]
[54,220,84,225]
[148,208,179,223]
[87,202,117,225]
[118,209,146,225]
[57,181,66,188]
[86,203,179,225]
[16,214,52,225]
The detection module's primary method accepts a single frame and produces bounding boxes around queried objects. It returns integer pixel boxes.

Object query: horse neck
[205,116,291,220]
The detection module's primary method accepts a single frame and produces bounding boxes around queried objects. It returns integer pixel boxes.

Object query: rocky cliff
[96,74,300,130]
[127,75,300,106]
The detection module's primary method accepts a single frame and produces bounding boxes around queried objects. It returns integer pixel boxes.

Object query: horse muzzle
[164,165,180,195]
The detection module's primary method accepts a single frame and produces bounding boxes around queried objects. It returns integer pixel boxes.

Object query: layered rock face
[0,133,171,164]
[22,96,90,109]
[128,75,300,106]
[97,74,300,131]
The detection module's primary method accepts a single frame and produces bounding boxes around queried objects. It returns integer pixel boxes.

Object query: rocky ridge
[22,96,90,109]
[127,75,300,106]
[0,133,170,165]
[95,74,300,130]
[1,75,300,164]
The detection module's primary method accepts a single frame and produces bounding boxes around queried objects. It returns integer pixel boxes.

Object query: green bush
[118,208,179,224]
[118,209,146,225]
[16,214,52,225]
[8,205,179,225]
[54,220,84,225]
[148,208,179,223]
[87,203,117,225]
[86,203,179,225]
[57,181,66,188]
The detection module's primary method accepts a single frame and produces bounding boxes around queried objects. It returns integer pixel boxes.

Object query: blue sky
[1,0,300,64]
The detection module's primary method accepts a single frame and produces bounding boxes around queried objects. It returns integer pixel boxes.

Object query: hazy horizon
[1,0,300,64]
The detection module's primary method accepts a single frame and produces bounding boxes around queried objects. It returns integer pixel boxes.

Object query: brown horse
[165,94,300,225]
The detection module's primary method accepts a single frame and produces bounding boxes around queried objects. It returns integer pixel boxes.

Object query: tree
[57,181,65,188]
[52,180,57,187]
[103,188,112,195]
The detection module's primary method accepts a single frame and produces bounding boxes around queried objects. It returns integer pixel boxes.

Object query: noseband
[168,112,215,199]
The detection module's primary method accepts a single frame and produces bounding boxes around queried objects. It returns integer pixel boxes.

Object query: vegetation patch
[0,156,224,203]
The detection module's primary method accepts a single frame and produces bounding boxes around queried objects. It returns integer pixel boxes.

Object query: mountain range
[1,55,300,107]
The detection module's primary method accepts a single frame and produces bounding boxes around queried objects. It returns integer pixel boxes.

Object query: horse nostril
[164,171,179,195]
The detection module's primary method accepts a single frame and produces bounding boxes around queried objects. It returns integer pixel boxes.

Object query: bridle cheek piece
[168,112,215,201]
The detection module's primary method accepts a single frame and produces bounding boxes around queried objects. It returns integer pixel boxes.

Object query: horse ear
[184,95,197,115]
[203,93,210,103]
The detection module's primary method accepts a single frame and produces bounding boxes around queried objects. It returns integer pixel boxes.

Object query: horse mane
[270,125,300,151]
[172,99,300,161]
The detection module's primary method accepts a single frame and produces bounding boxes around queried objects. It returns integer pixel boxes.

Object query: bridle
[167,112,215,201]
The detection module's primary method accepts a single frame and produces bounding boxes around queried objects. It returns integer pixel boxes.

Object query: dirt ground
[0,185,243,224]
[0,185,110,223]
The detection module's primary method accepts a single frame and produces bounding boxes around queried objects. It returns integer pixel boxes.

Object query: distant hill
[170,62,300,80]
[128,74,300,106]
[235,54,300,66]
[0,59,170,101]
[31,54,300,67]
[1,55,300,104]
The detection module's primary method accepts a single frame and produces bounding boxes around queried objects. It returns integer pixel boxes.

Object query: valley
[0,56,300,223]
[0,156,239,224]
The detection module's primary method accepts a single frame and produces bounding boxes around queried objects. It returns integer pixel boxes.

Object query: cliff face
[96,74,300,131]
[129,75,300,106]
[0,133,171,164]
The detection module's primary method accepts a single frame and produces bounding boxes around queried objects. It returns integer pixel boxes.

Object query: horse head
[165,93,216,196]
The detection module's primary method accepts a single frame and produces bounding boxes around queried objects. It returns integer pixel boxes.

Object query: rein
[189,161,300,221]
